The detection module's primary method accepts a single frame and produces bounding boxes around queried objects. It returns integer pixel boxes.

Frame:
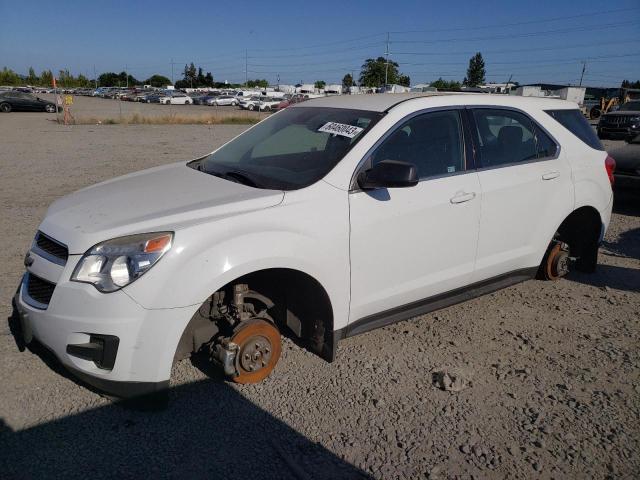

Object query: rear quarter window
[545,109,604,151]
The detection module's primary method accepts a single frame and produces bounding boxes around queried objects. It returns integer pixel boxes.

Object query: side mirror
[358,160,418,189]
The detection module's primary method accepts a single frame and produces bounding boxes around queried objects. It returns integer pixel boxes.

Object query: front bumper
[14,268,197,398]
[598,125,640,140]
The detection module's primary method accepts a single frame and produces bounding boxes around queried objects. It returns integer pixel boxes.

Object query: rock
[460,444,471,454]
[432,369,470,393]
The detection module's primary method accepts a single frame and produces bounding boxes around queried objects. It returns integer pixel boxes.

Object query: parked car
[0,91,59,113]
[259,97,284,111]
[238,95,262,110]
[191,95,210,105]
[597,100,640,141]
[158,92,193,105]
[211,95,238,106]
[143,93,163,103]
[608,135,639,188]
[276,93,307,110]
[15,94,613,397]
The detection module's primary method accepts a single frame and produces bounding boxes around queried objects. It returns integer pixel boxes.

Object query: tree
[464,52,486,87]
[0,67,21,85]
[26,67,39,85]
[397,74,411,87]
[246,79,268,88]
[314,80,326,90]
[40,69,53,87]
[359,57,409,88]
[621,79,640,89]
[181,62,197,88]
[342,73,354,92]
[204,72,214,87]
[144,74,171,88]
[429,77,462,91]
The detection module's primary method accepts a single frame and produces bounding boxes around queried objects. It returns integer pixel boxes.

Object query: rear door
[349,108,481,327]
[469,107,573,282]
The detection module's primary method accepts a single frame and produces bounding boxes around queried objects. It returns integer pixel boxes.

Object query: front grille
[603,115,632,126]
[25,273,56,308]
[34,231,68,264]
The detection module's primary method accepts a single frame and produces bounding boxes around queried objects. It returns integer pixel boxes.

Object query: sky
[1,0,639,87]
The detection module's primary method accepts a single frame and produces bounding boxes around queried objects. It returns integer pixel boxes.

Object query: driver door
[348,109,481,330]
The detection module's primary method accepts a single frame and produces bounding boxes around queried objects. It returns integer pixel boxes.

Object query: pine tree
[464,52,486,87]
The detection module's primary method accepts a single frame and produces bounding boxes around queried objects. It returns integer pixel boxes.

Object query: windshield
[619,101,640,111]
[194,106,382,190]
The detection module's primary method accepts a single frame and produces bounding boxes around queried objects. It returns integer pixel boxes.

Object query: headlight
[71,232,173,292]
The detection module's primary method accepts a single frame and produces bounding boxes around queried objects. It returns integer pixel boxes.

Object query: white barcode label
[318,122,364,138]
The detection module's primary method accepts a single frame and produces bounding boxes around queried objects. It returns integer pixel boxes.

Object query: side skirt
[336,267,538,340]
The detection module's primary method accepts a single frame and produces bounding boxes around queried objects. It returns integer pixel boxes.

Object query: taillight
[605,155,616,186]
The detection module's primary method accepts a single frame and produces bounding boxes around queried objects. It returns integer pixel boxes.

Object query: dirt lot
[0,110,638,479]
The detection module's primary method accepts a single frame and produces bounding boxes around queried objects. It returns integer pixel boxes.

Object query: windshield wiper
[224,171,260,188]
[205,169,261,188]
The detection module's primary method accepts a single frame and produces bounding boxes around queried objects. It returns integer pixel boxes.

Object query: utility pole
[171,58,175,85]
[384,32,390,88]
[125,64,128,88]
[245,49,248,86]
[93,65,97,88]
[579,61,586,86]
[506,74,513,93]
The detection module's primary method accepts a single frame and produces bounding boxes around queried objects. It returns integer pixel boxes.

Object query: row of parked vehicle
[83,86,312,111]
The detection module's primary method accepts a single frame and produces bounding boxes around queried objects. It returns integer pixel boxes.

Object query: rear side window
[545,109,604,151]
[534,127,558,159]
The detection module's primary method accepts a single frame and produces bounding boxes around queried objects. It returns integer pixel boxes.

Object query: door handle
[450,192,476,204]
[542,171,560,180]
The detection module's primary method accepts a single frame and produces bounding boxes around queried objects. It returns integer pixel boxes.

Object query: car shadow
[3,303,370,479]
[567,264,640,293]
[602,226,640,261]
[0,376,370,480]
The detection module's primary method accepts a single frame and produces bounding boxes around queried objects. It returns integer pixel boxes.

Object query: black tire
[0,102,12,113]
[45,104,56,113]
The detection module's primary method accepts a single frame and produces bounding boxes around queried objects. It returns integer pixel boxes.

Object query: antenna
[579,61,586,86]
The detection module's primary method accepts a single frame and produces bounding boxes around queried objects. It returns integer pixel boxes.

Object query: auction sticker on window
[318,122,364,138]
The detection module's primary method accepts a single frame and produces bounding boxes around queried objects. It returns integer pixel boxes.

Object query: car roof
[294,92,577,112]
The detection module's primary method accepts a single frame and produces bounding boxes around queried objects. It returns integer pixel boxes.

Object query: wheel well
[555,206,602,273]
[176,268,336,363]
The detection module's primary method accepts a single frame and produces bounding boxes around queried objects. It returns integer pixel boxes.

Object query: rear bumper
[14,276,196,397]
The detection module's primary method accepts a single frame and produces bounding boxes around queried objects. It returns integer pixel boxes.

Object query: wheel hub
[227,318,282,384]
[239,335,272,372]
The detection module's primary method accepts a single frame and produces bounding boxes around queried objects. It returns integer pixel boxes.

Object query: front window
[194,107,382,190]
[371,110,465,179]
[619,101,640,111]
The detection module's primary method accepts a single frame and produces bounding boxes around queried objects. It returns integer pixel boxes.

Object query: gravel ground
[0,111,638,479]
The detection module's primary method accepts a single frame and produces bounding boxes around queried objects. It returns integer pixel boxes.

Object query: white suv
[15,94,614,397]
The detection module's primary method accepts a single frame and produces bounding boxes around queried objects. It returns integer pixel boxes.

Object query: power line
[391,20,640,45]
[392,38,639,57]
[389,6,640,34]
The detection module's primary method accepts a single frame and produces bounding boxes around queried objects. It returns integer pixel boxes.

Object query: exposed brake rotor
[229,318,281,384]
[545,242,571,280]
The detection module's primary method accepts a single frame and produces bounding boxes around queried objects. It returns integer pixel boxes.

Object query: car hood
[39,161,284,254]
